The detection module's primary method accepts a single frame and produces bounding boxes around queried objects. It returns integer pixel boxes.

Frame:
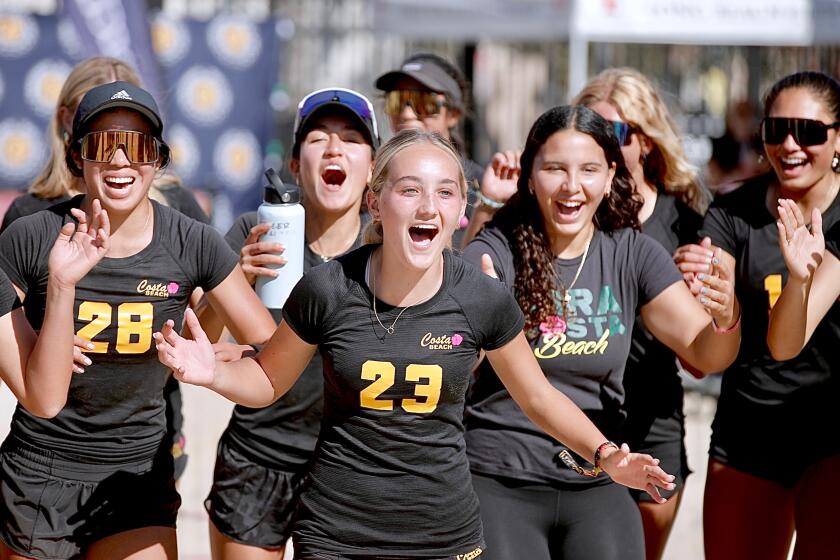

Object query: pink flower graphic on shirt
[451,334,463,346]
[539,315,567,337]
[167,282,180,294]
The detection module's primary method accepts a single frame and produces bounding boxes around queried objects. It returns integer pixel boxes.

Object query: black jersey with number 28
[0,196,238,464]
[282,244,524,558]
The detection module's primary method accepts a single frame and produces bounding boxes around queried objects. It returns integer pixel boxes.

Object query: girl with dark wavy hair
[462,105,740,560]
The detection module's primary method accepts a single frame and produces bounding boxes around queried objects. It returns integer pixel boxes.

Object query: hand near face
[48,198,110,289]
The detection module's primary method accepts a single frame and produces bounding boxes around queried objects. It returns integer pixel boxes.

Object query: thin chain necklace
[309,226,360,263]
[369,251,423,335]
[556,230,593,319]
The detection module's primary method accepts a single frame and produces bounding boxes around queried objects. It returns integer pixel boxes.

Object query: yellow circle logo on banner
[151,14,191,67]
[24,59,72,117]
[0,14,38,57]
[0,119,46,183]
[207,16,261,70]
[213,128,261,191]
[176,65,233,126]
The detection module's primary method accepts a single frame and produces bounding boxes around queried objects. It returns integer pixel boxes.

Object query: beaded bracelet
[475,190,505,210]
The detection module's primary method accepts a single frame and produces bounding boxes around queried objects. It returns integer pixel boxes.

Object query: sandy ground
[0,383,726,559]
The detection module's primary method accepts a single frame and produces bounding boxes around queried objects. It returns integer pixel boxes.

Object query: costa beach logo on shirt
[420,332,463,350]
[534,285,626,359]
[137,280,179,298]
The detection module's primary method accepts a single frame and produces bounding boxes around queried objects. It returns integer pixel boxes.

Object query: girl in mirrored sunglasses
[0,56,213,486]
[571,67,709,560]
[0,81,276,560]
[675,70,840,560]
[461,105,738,560]
[155,129,677,560]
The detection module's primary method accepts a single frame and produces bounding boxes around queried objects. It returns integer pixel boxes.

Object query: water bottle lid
[263,168,301,204]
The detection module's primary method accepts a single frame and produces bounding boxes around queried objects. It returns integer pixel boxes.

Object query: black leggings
[472,472,644,560]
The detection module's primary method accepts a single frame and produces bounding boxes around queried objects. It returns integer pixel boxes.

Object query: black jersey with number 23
[282,244,524,558]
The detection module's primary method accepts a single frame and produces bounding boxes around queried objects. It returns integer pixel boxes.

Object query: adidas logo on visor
[111,90,132,100]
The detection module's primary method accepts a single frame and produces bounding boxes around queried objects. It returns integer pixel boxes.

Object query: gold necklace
[370,251,420,335]
[557,230,593,319]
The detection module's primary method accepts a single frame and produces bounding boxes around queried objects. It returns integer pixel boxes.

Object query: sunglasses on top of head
[383,90,446,117]
[607,120,635,146]
[761,117,840,146]
[79,130,160,164]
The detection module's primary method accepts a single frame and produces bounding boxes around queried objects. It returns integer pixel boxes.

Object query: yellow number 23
[360,360,442,414]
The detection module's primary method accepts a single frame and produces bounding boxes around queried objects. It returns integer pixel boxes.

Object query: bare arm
[5,203,110,417]
[155,308,315,407]
[204,266,276,345]
[460,151,520,249]
[768,200,834,360]
[641,253,740,376]
[486,333,675,501]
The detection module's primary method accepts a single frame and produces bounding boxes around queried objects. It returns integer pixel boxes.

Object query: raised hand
[696,246,739,328]
[601,443,676,504]
[777,198,824,283]
[478,151,520,205]
[154,308,216,387]
[48,199,110,288]
[240,223,285,285]
[673,237,714,295]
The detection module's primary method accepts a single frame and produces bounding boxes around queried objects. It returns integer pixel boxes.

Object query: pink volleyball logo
[167,282,180,294]
[451,334,463,346]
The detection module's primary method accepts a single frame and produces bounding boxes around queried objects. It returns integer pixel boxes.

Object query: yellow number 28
[360,360,443,414]
[76,301,154,354]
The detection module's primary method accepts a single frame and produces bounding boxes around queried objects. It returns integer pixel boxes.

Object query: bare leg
[85,527,177,560]
[703,458,794,560]
[209,519,286,560]
[792,454,840,560]
[638,486,685,560]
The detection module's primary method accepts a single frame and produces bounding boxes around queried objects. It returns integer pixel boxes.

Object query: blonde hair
[363,129,467,244]
[574,67,708,213]
[30,57,141,200]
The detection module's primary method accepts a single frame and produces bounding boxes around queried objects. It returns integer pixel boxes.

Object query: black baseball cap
[292,88,380,157]
[72,81,163,140]
[375,59,462,104]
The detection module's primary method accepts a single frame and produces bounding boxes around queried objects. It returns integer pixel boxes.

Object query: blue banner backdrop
[0,10,283,224]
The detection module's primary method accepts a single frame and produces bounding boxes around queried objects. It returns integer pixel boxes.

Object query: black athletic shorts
[628,438,691,503]
[471,472,644,560]
[206,438,308,548]
[0,435,180,560]
[294,550,483,559]
[710,392,840,488]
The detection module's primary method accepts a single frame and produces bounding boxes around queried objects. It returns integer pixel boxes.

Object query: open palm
[154,308,217,387]
[777,198,824,283]
[602,443,676,504]
[48,200,110,287]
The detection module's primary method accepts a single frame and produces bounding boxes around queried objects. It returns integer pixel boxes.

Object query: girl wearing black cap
[155,128,675,560]
[0,81,275,560]
[202,88,379,560]
[675,71,840,560]
[461,105,739,560]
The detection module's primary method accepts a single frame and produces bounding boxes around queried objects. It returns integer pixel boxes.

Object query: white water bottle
[255,168,305,309]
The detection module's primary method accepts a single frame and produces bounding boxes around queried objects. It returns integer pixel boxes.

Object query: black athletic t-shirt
[283,244,523,557]
[623,194,702,449]
[701,175,840,451]
[222,211,363,468]
[701,174,840,404]
[463,226,682,486]
[0,196,237,464]
[0,269,20,318]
